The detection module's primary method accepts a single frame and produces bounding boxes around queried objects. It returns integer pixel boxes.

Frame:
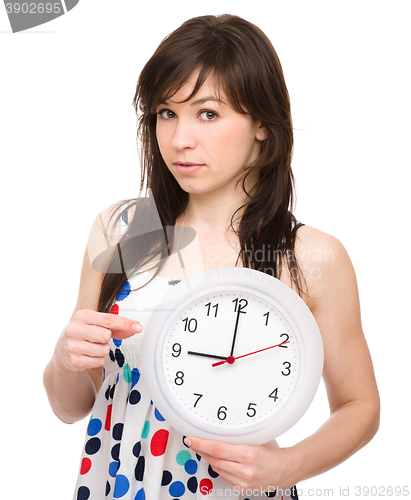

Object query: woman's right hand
[55,309,142,372]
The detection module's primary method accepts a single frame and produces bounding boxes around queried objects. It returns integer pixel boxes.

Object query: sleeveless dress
[72,269,299,500]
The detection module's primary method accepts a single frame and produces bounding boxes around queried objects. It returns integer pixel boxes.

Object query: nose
[171,119,197,150]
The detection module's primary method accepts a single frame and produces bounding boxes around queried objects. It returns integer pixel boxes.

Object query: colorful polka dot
[111,443,121,461]
[123,364,132,383]
[161,470,172,486]
[199,478,213,495]
[80,458,92,475]
[169,481,185,497]
[76,486,90,500]
[85,437,101,455]
[132,442,141,458]
[154,408,165,421]
[150,429,169,457]
[176,450,191,465]
[135,488,146,500]
[105,404,113,431]
[135,456,145,481]
[129,390,141,405]
[87,418,102,436]
[168,279,181,286]
[115,348,125,367]
[208,464,219,478]
[187,476,198,493]
[116,281,131,301]
[109,304,119,315]
[131,368,140,388]
[105,386,111,400]
[109,461,119,478]
[113,423,124,441]
[185,459,198,475]
[113,474,130,498]
[141,421,150,439]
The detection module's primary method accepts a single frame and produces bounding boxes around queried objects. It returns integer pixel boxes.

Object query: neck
[177,172,258,232]
[178,191,248,234]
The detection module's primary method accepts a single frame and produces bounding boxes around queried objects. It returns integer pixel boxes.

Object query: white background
[1,0,410,498]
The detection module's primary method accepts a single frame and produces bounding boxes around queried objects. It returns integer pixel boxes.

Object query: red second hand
[212,340,290,367]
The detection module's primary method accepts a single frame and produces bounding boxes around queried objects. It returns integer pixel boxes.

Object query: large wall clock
[141,267,323,445]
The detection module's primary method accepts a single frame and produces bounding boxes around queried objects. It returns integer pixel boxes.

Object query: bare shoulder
[73,202,127,312]
[295,225,350,269]
[294,225,358,311]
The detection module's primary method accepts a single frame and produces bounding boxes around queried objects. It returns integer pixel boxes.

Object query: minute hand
[230,308,245,357]
[212,340,290,367]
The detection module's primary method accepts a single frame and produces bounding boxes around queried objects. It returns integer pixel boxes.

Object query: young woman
[43,14,380,500]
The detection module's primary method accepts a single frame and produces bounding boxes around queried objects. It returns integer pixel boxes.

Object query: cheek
[156,126,171,158]
[205,126,244,157]
[211,125,258,162]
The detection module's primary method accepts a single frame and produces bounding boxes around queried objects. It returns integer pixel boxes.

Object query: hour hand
[187,350,227,361]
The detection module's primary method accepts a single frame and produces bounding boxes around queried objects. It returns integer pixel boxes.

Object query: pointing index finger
[93,311,142,340]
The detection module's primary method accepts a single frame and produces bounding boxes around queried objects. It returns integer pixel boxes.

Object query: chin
[174,178,209,195]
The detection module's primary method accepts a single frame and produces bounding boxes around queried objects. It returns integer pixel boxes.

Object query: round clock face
[141,267,323,445]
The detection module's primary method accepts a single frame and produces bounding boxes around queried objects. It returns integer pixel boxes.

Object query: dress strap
[293,221,305,234]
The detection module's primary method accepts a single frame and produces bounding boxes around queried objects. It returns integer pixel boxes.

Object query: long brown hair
[98,14,303,312]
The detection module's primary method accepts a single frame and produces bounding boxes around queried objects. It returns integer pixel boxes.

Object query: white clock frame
[141,267,323,444]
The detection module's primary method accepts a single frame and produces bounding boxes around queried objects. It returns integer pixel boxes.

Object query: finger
[99,312,143,339]
[79,310,142,339]
[184,437,240,463]
[190,448,261,492]
[67,352,107,371]
[67,323,111,344]
[195,450,243,480]
[73,338,111,358]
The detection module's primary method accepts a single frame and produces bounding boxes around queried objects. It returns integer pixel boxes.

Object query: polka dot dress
[73,272,298,500]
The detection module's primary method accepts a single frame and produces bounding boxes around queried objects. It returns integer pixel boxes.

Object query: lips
[173,162,205,174]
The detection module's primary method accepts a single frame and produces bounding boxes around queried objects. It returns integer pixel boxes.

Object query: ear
[255,123,268,142]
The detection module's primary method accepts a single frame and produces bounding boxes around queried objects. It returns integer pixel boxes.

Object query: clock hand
[230,307,246,357]
[211,340,290,367]
[187,350,227,361]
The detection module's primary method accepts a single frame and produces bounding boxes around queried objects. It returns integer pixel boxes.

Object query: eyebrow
[190,96,221,106]
[161,96,222,107]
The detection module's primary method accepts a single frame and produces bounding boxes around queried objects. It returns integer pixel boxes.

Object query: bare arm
[281,229,380,484]
[185,228,380,490]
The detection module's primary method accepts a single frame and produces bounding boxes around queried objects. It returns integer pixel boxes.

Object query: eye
[157,109,176,120]
[200,110,218,121]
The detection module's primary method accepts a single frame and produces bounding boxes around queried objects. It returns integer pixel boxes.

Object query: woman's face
[155,71,266,200]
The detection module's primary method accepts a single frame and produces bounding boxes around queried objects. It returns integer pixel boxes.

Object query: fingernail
[132,323,142,333]
[184,438,192,447]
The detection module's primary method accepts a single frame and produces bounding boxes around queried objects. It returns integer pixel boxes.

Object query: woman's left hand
[184,437,296,492]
